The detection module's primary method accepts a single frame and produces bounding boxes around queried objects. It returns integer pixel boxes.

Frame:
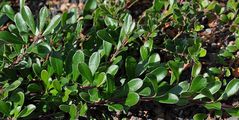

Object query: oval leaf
[78,62,93,83]
[89,52,100,75]
[127,78,143,92]
[42,14,61,36]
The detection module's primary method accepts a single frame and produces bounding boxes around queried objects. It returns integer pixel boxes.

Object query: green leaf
[88,88,100,102]
[14,13,28,33]
[78,62,93,83]
[125,92,139,107]
[225,108,239,117]
[227,45,238,52]
[59,105,70,112]
[204,102,221,110]
[168,60,183,85]
[11,91,25,106]
[140,46,148,60]
[218,79,239,100]
[21,6,36,34]
[89,52,100,75]
[127,78,143,92]
[103,41,112,58]
[69,104,77,119]
[2,4,15,21]
[50,52,63,76]
[27,83,41,93]
[119,14,135,42]
[150,67,168,82]
[139,87,151,96]
[148,53,160,64]
[39,6,49,32]
[191,62,202,78]
[84,0,97,13]
[107,104,123,112]
[5,79,22,92]
[19,104,36,117]
[32,63,42,77]
[153,0,164,11]
[235,38,239,49]
[125,56,137,79]
[97,29,116,45]
[0,100,10,115]
[199,88,214,101]
[189,76,207,92]
[0,31,24,44]
[155,93,179,104]
[200,49,207,57]
[194,80,221,99]
[106,75,116,94]
[107,65,119,76]
[53,80,61,91]
[72,50,85,81]
[42,14,61,36]
[41,70,50,87]
[79,103,88,116]
[193,113,207,120]
[94,72,106,87]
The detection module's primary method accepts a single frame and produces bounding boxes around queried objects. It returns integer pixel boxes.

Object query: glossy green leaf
[125,92,139,107]
[191,62,202,78]
[139,87,151,96]
[119,14,135,42]
[19,104,36,117]
[194,80,221,99]
[125,56,136,79]
[88,88,100,102]
[59,105,70,112]
[79,103,88,116]
[78,62,93,83]
[150,67,168,82]
[53,80,61,91]
[72,50,85,81]
[148,53,160,64]
[127,78,143,92]
[14,13,28,33]
[21,6,36,34]
[189,76,207,92]
[42,14,61,36]
[140,46,148,60]
[27,83,41,93]
[94,72,106,87]
[107,65,119,76]
[5,79,22,92]
[41,70,50,87]
[69,104,77,119]
[89,52,100,75]
[50,52,63,76]
[39,6,49,32]
[193,113,207,120]
[97,29,116,45]
[0,31,24,44]
[0,101,10,115]
[107,104,123,112]
[225,108,239,117]
[204,102,221,110]
[103,41,112,58]
[155,93,179,104]
[84,0,97,12]
[199,48,207,57]
[2,4,15,21]
[218,79,239,100]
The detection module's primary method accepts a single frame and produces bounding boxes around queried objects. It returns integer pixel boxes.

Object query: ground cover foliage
[0,0,239,119]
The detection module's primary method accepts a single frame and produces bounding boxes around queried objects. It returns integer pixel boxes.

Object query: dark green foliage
[0,0,239,119]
